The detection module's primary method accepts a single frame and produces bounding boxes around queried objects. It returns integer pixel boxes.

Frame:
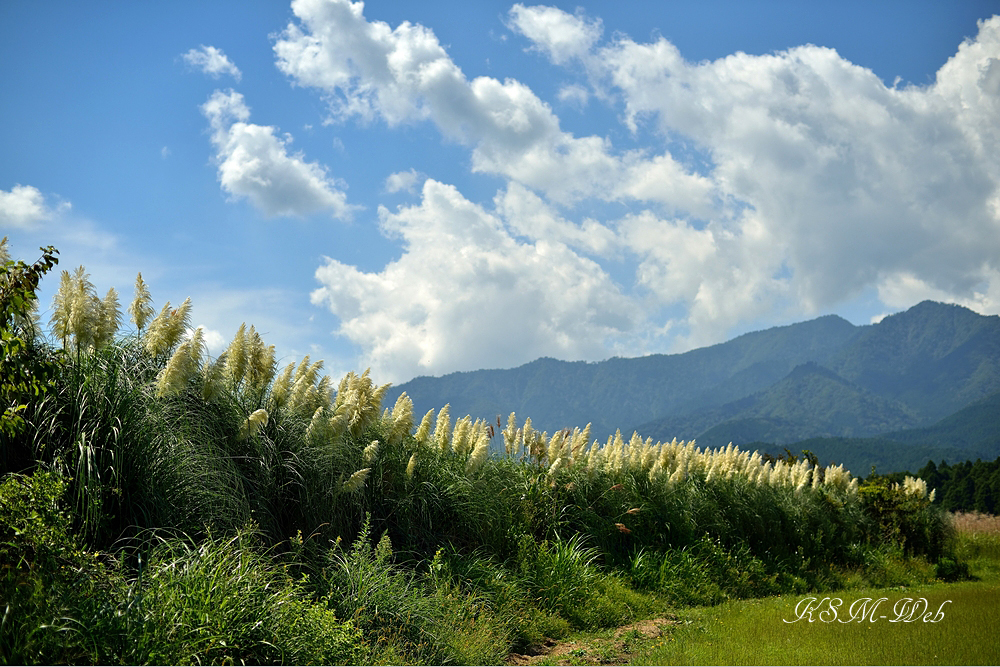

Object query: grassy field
[629,513,1000,666]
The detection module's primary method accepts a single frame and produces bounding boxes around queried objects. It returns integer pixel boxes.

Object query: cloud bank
[273,0,1000,382]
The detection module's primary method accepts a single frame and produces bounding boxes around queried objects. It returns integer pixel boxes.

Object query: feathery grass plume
[305,406,328,443]
[503,412,518,456]
[465,432,490,476]
[414,408,435,445]
[92,287,121,348]
[240,408,269,440]
[0,236,8,263]
[68,265,98,349]
[571,423,591,461]
[202,354,227,402]
[327,408,347,443]
[342,467,371,493]
[225,323,248,386]
[548,456,564,477]
[406,452,417,479]
[330,369,387,437]
[49,270,74,347]
[128,272,154,331]
[546,430,564,465]
[163,296,192,351]
[145,297,192,357]
[902,475,929,498]
[388,392,413,444]
[451,416,472,456]
[246,326,276,392]
[155,328,206,397]
[50,266,99,351]
[288,357,323,414]
[144,301,173,356]
[362,440,379,465]
[317,374,334,408]
[433,404,451,452]
[269,362,295,409]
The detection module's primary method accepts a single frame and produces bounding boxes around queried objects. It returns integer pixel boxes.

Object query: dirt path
[505,616,679,666]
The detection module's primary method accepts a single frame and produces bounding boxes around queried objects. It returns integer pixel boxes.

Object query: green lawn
[635,574,999,665]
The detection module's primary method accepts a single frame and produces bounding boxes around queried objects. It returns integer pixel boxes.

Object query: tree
[0,240,60,441]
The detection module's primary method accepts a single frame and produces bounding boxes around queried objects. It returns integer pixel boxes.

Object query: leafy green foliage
[0,242,60,443]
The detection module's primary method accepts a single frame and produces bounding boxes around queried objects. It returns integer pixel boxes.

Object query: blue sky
[2,1,999,384]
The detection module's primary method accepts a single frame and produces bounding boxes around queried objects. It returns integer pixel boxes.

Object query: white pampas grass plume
[362,440,379,465]
[503,412,518,457]
[342,467,371,493]
[434,404,451,452]
[129,272,154,332]
[269,362,295,409]
[155,328,205,397]
[145,297,192,357]
[247,327,276,392]
[240,408,269,440]
[93,287,122,348]
[547,457,563,476]
[465,433,489,475]
[388,392,414,444]
[406,453,417,479]
[225,323,248,386]
[202,355,227,402]
[415,408,435,445]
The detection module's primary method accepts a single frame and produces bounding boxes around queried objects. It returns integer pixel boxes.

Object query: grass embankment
[626,513,1000,666]
[0,253,974,665]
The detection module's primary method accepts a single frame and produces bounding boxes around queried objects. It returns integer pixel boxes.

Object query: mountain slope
[385,302,1000,451]
[386,314,860,437]
[830,301,1000,421]
[636,362,920,447]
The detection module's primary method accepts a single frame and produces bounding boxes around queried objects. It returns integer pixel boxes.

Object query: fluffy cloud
[0,184,69,228]
[311,179,638,382]
[273,0,709,207]
[384,168,422,194]
[515,8,1000,335]
[201,89,355,218]
[506,3,602,66]
[183,45,242,81]
[285,2,999,378]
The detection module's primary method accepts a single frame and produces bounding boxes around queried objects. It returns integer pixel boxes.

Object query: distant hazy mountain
[637,361,921,446]
[384,301,1000,471]
[746,390,1000,474]
[827,301,1000,421]
[386,312,861,438]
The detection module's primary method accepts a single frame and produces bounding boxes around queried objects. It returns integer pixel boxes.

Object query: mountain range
[384,301,1000,473]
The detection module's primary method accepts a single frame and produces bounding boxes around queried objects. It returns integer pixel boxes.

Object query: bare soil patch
[505,616,678,666]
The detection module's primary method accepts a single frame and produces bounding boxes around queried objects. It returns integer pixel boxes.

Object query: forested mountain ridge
[385,301,1000,471]
[387,313,862,438]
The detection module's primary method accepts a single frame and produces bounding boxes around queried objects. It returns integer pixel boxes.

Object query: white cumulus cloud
[183,45,243,81]
[201,89,356,218]
[384,168,422,194]
[311,179,638,382]
[506,3,602,66]
[0,184,69,228]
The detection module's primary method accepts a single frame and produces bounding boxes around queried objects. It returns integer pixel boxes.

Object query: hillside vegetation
[0,242,968,664]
